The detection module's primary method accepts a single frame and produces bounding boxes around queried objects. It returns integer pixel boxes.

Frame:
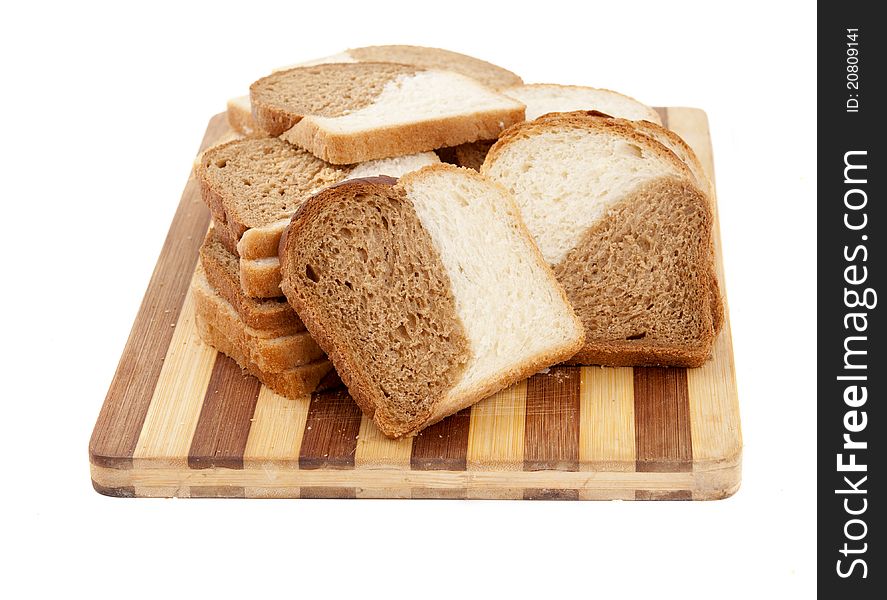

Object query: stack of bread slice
[189,45,722,438]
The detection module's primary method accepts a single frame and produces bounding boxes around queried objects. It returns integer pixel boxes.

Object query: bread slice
[196,137,440,262]
[193,266,325,372]
[227,46,522,136]
[278,165,584,438]
[481,113,722,367]
[504,84,661,123]
[442,85,663,171]
[199,228,303,333]
[250,63,525,163]
[195,315,339,400]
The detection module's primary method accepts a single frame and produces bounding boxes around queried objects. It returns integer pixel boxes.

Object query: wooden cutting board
[89,108,741,500]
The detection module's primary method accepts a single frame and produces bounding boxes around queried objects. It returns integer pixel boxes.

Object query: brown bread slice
[278,167,584,438]
[482,113,723,367]
[195,137,440,264]
[251,63,525,164]
[195,316,340,400]
[198,228,303,334]
[192,266,324,372]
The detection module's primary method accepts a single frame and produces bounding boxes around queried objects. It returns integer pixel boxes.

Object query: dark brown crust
[279,176,470,438]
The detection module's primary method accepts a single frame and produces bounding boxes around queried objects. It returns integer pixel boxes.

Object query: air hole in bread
[615,142,643,158]
[626,332,646,340]
[305,264,319,283]
[215,159,228,168]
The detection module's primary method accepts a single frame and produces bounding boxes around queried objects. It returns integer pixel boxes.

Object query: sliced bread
[195,137,439,260]
[504,83,661,123]
[195,315,339,400]
[444,85,663,171]
[250,63,525,163]
[278,166,584,437]
[227,46,522,136]
[192,266,325,372]
[481,113,722,367]
[199,228,302,333]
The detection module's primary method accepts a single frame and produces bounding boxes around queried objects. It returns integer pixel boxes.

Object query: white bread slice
[251,63,525,164]
[226,46,522,136]
[192,266,324,372]
[278,165,584,437]
[504,84,661,123]
[481,113,722,367]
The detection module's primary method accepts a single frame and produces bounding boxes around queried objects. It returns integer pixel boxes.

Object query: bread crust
[193,268,324,372]
[199,229,303,334]
[503,83,661,124]
[282,106,525,165]
[195,315,339,399]
[238,257,283,298]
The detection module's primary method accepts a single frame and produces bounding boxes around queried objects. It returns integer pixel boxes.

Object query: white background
[1,1,816,597]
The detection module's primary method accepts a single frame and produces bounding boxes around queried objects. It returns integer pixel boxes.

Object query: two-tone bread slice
[447,84,661,170]
[278,165,584,438]
[481,113,723,367]
[227,45,523,136]
[195,137,440,297]
[250,62,525,164]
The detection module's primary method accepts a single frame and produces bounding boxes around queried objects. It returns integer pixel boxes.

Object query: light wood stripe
[355,417,413,469]
[354,414,414,498]
[410,408,471,471]
[188,354,261,469]
[298,389,362,469]
[634,368,692,472]
[243,387,310,495]
[524,367,580,471]
[89,117,227,469]
[466,380,527,471]
[579,367,636,471]
[132,275,215,474]
[93,462,696,492]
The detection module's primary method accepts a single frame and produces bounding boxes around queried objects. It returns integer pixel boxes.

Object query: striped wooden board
[89,107,741,500]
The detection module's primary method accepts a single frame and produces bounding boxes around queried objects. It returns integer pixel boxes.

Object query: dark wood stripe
[298,389,362,469]
[410,408,471,470]
[636,490,692,501]
[300,487,357,499]
[412,488,467,499]
[188,354,261,470]
[634,367,693,472]
[523,488,581,501]
[91,480,136,498]
[524,367,580,471]
[190,486,247,498]
[654,106,669,128]
[89,113,229,470]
